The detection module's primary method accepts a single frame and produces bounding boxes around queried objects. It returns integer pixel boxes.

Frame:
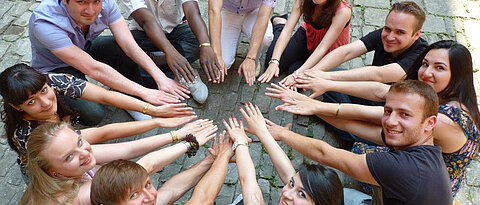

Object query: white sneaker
[180,73,208,104]
[126,110,153,121]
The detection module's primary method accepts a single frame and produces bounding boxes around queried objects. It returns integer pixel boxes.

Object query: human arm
[270,123,378,186]
[136,125,217,174]
[258,0,302,83]
[109,17,190,99]
[295,5,351,72]
[294,71,391,99]
[238,4,273,86]
[208,0,227,81]
[312,63,406,83]
[130,8,197,84]
[92,119,217,164]
[80,116,197,144]
[266,83,384,123]
[156,155,215,205]
[183,1,221,83]
[186,133,233,205]
[82,82,195,117]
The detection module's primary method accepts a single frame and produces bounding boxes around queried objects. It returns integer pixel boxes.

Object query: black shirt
[366,145,452,204]
[360,29,428,72]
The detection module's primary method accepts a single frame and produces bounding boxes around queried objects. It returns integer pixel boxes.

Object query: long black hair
[299,164,343,205]
[0,63,75,155]
[302,0,342,28]
[406,40,480,129]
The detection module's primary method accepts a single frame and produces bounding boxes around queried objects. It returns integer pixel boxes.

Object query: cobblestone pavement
[0,0,479,204]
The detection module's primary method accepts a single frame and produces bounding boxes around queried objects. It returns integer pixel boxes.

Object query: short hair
[389,1,426,33]
[90,160,149,205]
[389,80,439,120]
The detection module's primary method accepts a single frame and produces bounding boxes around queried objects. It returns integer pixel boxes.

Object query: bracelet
[183,141,191,150]
[245,56,256,61]
[335,103,342,118]
[269,59,280,65]
[142,103,150,114]
[170,130,179,143]
[184,134,199,157]
[199,42,211,48]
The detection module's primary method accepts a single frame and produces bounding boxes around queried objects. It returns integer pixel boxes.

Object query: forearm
[141,18,178,54]
[319,116,384,145]
[313,101,384,124]
[309,47,351,72]
[236,146,265,205]
[157,155,215,205]
[270,10,300,60]
[122,40,167,82]
[184,2,210,44]
[187,154,230,204]
[83,83,152,113]
[208,0,222,56]
[323,80,389,102]
[255,129,295,184]
[246,5,272,58]
[325,66,383,81]
[92,132,173,164]
[137,143,189,174]
[81,119,160,144]
[279,130,337,166]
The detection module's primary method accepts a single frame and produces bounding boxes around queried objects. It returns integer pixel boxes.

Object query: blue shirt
[29,0,123,73]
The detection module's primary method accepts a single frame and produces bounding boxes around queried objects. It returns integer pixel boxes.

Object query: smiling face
[381,11,421,57]
[382,91,434,150]
[279,173,315,205]
[43,127,96,177]
[62,0,102,30]
[417,49,451,93]
[122,177,157,205]
[15,84,58,121]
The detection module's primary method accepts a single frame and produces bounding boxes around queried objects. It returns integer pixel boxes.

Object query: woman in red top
[259,0,351,83]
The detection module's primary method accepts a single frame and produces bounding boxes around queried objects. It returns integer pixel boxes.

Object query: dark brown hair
[389,1,426,34]
[389,80,439,120]
[299,164,343,205]
[302,0,343,28]
[90,159,149,205]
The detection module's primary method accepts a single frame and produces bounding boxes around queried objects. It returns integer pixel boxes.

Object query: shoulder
[31,0,70,29]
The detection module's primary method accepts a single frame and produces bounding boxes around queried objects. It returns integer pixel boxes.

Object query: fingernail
[238,107,242,110]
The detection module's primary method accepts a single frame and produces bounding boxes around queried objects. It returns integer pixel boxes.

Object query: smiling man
[29,0,190,124]
[293,1,428,84]
[271,80,452,204]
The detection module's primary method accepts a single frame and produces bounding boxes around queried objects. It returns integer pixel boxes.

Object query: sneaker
[180,72,209,104]
[229,194,243,205]
[126,110,153,121]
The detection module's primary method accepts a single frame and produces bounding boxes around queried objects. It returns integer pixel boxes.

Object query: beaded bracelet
[184,134,199,157]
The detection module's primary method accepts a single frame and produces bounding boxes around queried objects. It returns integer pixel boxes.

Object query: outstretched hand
[223,116,252,144]
[265,119,291,141]
[238,58,256,86]
[154,116,197,128]
[266,83,305,102]
[177,119,217,142]
[238,102,268,136]
[208,131,234,159]
[294,71,331,98]
[150,103,195,117]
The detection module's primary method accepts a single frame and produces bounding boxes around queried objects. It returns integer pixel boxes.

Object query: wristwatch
[232,140,248,152]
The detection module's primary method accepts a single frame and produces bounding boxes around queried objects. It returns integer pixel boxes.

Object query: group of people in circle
[0,0,477,204]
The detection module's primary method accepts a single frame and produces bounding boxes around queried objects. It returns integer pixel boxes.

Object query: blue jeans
[322,68,384,145]
[131,23,200,81]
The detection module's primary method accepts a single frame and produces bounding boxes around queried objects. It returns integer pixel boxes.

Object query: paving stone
[444,17,457,38]
[354,0,390,9]
[7,1,32,17]
[362,26,377,37]
[0,1,14,18]
[273,0,287,14]
[0,182,16,205]
[221,92,239,111]
[158,163,182,182]
[465,159,480,186]
[0,15,14,34]
[270,186,282,204]
[465,1,480,19]
[423,15,447,34]
[0,54,19,71]
[455,32,468,47]
[3,25,25,36]
[424,0,450,15]
[224,163,238,184]
[448,0,469,18]
[216,183,236,204]
[471,49,480,71]
[464,19,480,49]
[258,178,271,203]
[351,6,363,27]
[0,40,10,58]
[365,51,374,65]
[12,38,30,56]
[13,12,31,27]
[364,8,388,27]
[29,2,40,11]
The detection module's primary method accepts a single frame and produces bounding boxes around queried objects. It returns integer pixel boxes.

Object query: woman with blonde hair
[20,120,217,204]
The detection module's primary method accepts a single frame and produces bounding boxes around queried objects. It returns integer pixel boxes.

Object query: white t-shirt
[122,0,197,33]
